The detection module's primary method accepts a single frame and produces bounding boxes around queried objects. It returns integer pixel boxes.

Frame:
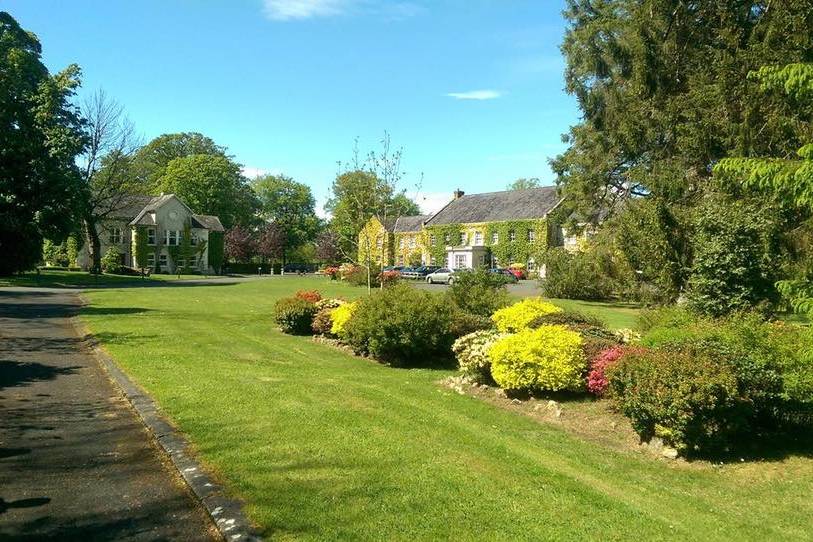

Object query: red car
[507,268,526,280]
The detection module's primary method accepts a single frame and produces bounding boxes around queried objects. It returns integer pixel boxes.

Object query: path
[0,288,217,541]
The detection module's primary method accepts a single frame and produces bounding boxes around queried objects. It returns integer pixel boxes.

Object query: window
[474,231,483,245]
[429,234,436,246]
[528,229,535,242]
[408,237,416,249]
[159,254,168,268]
[147,253,155,268]
[147,228,156,246]
[455,254,466,268]
[527,258,537,271]
[430,256,436,265]
[190,232,198,246]
[109,227,122,244]
[176,258,185,269]
[376,236,383,249]
[444,233,451,244]
[399,238,405,249]
[491,232,499,244]
[459,232,467,245]
[165,230,179,246]
[509,230,516,242]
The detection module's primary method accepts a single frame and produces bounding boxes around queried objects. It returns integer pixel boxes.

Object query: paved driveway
[0,288,217,541]
[412,279,542,297]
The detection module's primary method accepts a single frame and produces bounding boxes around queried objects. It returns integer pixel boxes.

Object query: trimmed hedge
[274,297,317,334]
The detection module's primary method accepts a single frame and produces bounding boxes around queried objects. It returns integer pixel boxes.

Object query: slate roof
[424,186,562,226]
[107,195,155,219]
[393,215,431,233]
[192,214,225,232]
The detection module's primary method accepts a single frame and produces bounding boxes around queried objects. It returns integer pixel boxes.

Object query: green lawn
[0,269,235,288]
[67,275,813,541]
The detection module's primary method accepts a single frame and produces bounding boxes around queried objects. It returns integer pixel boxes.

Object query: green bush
[488,325,586,391]
[491,297,562,333]
[687,194,782,317]
[273,297,317,335]
[607,349,748,456]
[450,310,493,338]
[101,247,122,274]
[452,329,506,383]
[342,264,381,287]
[541,246,618,300]
[343,284,456,366]
[447,267,510,317]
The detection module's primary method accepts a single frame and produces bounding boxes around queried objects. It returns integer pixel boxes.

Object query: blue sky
[6,0,578,215]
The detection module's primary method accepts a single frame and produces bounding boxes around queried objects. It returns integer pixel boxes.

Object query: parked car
[383,265,406,273]
[399,267,418,279]
[489,268,518,283]
[412,265,439,278]
[425,268,457,284]
[507,267,526,280]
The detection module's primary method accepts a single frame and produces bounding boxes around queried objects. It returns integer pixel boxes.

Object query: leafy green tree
[251,174,319,264]
[132,132,226,190]
[0,12,86,274]
[157,154,257,228]
[552,1,812,218]
[715,63,813,313]
[507,178,541,191]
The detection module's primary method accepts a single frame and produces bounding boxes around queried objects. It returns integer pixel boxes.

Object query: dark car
[489,268,518,284]
[411,265,439,278]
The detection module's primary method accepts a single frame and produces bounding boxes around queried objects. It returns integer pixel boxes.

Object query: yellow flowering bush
[491,297,562,333]
[488,325,586,391]
[452,329,507,383]
[330,301,357,338]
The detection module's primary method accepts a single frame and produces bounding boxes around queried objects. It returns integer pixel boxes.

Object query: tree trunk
[82,217,102,274]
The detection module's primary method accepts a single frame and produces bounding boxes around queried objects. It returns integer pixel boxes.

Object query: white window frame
[399,238,405,249]
[109,227,122,244]
[190,232,198,246]
[459,232,467,246]
[528,229,536,242]
[444,233,451,244]
[474,231,483,246]
[509,230,516,242]
[165,230,179,246]
[429,234,436,246]
[454,254,466,269]
[159,254,168,268]
[409,237,416,249]
[147,253,156,268]
[491,232,499,244]
[147,228,156,246]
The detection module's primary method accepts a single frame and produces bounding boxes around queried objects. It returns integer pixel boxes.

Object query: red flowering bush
[379,270,400,287]
[587,346,627,396]
[323,266,339,280]
[295,290,322,303]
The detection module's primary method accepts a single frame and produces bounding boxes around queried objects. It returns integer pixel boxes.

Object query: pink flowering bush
[379,270,401,287]
[587,346,626,396]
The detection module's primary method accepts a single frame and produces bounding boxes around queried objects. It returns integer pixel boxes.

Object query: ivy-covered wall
[357,217,394,266]
[393,232,423,266]
[423,219,549,267]
[422,224,463,266]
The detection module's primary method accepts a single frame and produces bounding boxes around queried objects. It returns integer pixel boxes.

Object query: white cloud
[415,191,452,215]
[262,0,346,21]
[445,90,502,101]
[241,166,283,179]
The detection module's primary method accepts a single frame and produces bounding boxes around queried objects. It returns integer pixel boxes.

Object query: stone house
[358,186,567,274]
[77,194,224,274]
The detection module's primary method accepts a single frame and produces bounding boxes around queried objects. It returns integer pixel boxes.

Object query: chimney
[453,189,465,200]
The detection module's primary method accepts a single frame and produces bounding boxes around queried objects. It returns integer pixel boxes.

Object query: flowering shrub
[295,290,322,303]
[586,346,627,396]
[330,301,357,338]
[323,266,339,280]
[614,328,642,344]
[274,297,318,334]
[607,349,747,456]
[452,330,506,383]
[315,298,345,311]
[312,308,335,336]
[508,263,527,280]
[491,297,562,333]
[379,270,401,287]
[488,325,585,391]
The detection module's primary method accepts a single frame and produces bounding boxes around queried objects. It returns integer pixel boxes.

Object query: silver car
[426,268,455,284]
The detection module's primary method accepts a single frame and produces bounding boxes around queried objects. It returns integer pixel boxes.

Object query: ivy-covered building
[358,187,564,274]
[76,193,225,274]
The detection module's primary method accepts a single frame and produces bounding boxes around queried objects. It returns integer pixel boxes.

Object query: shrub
[323,266,339,280]
[330,302,357,338]
[587,346,628,396]
[273,297,318,334]
[312,308,335,336]
[541,247,619,300]
[101,247,122,274]
[295,290,322,303]
[607,349,748,455]
[379,270,400,287]
[491,297,562,333]
[343,284,456,365]
[453,330,506,383]
[488,325,586,391]
[342,264,381,287]
[315,298,345,311]
[447,267,510,317]
[451,310,493,338]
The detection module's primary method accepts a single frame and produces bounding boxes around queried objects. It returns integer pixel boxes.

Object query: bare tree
[78,90,142,273]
